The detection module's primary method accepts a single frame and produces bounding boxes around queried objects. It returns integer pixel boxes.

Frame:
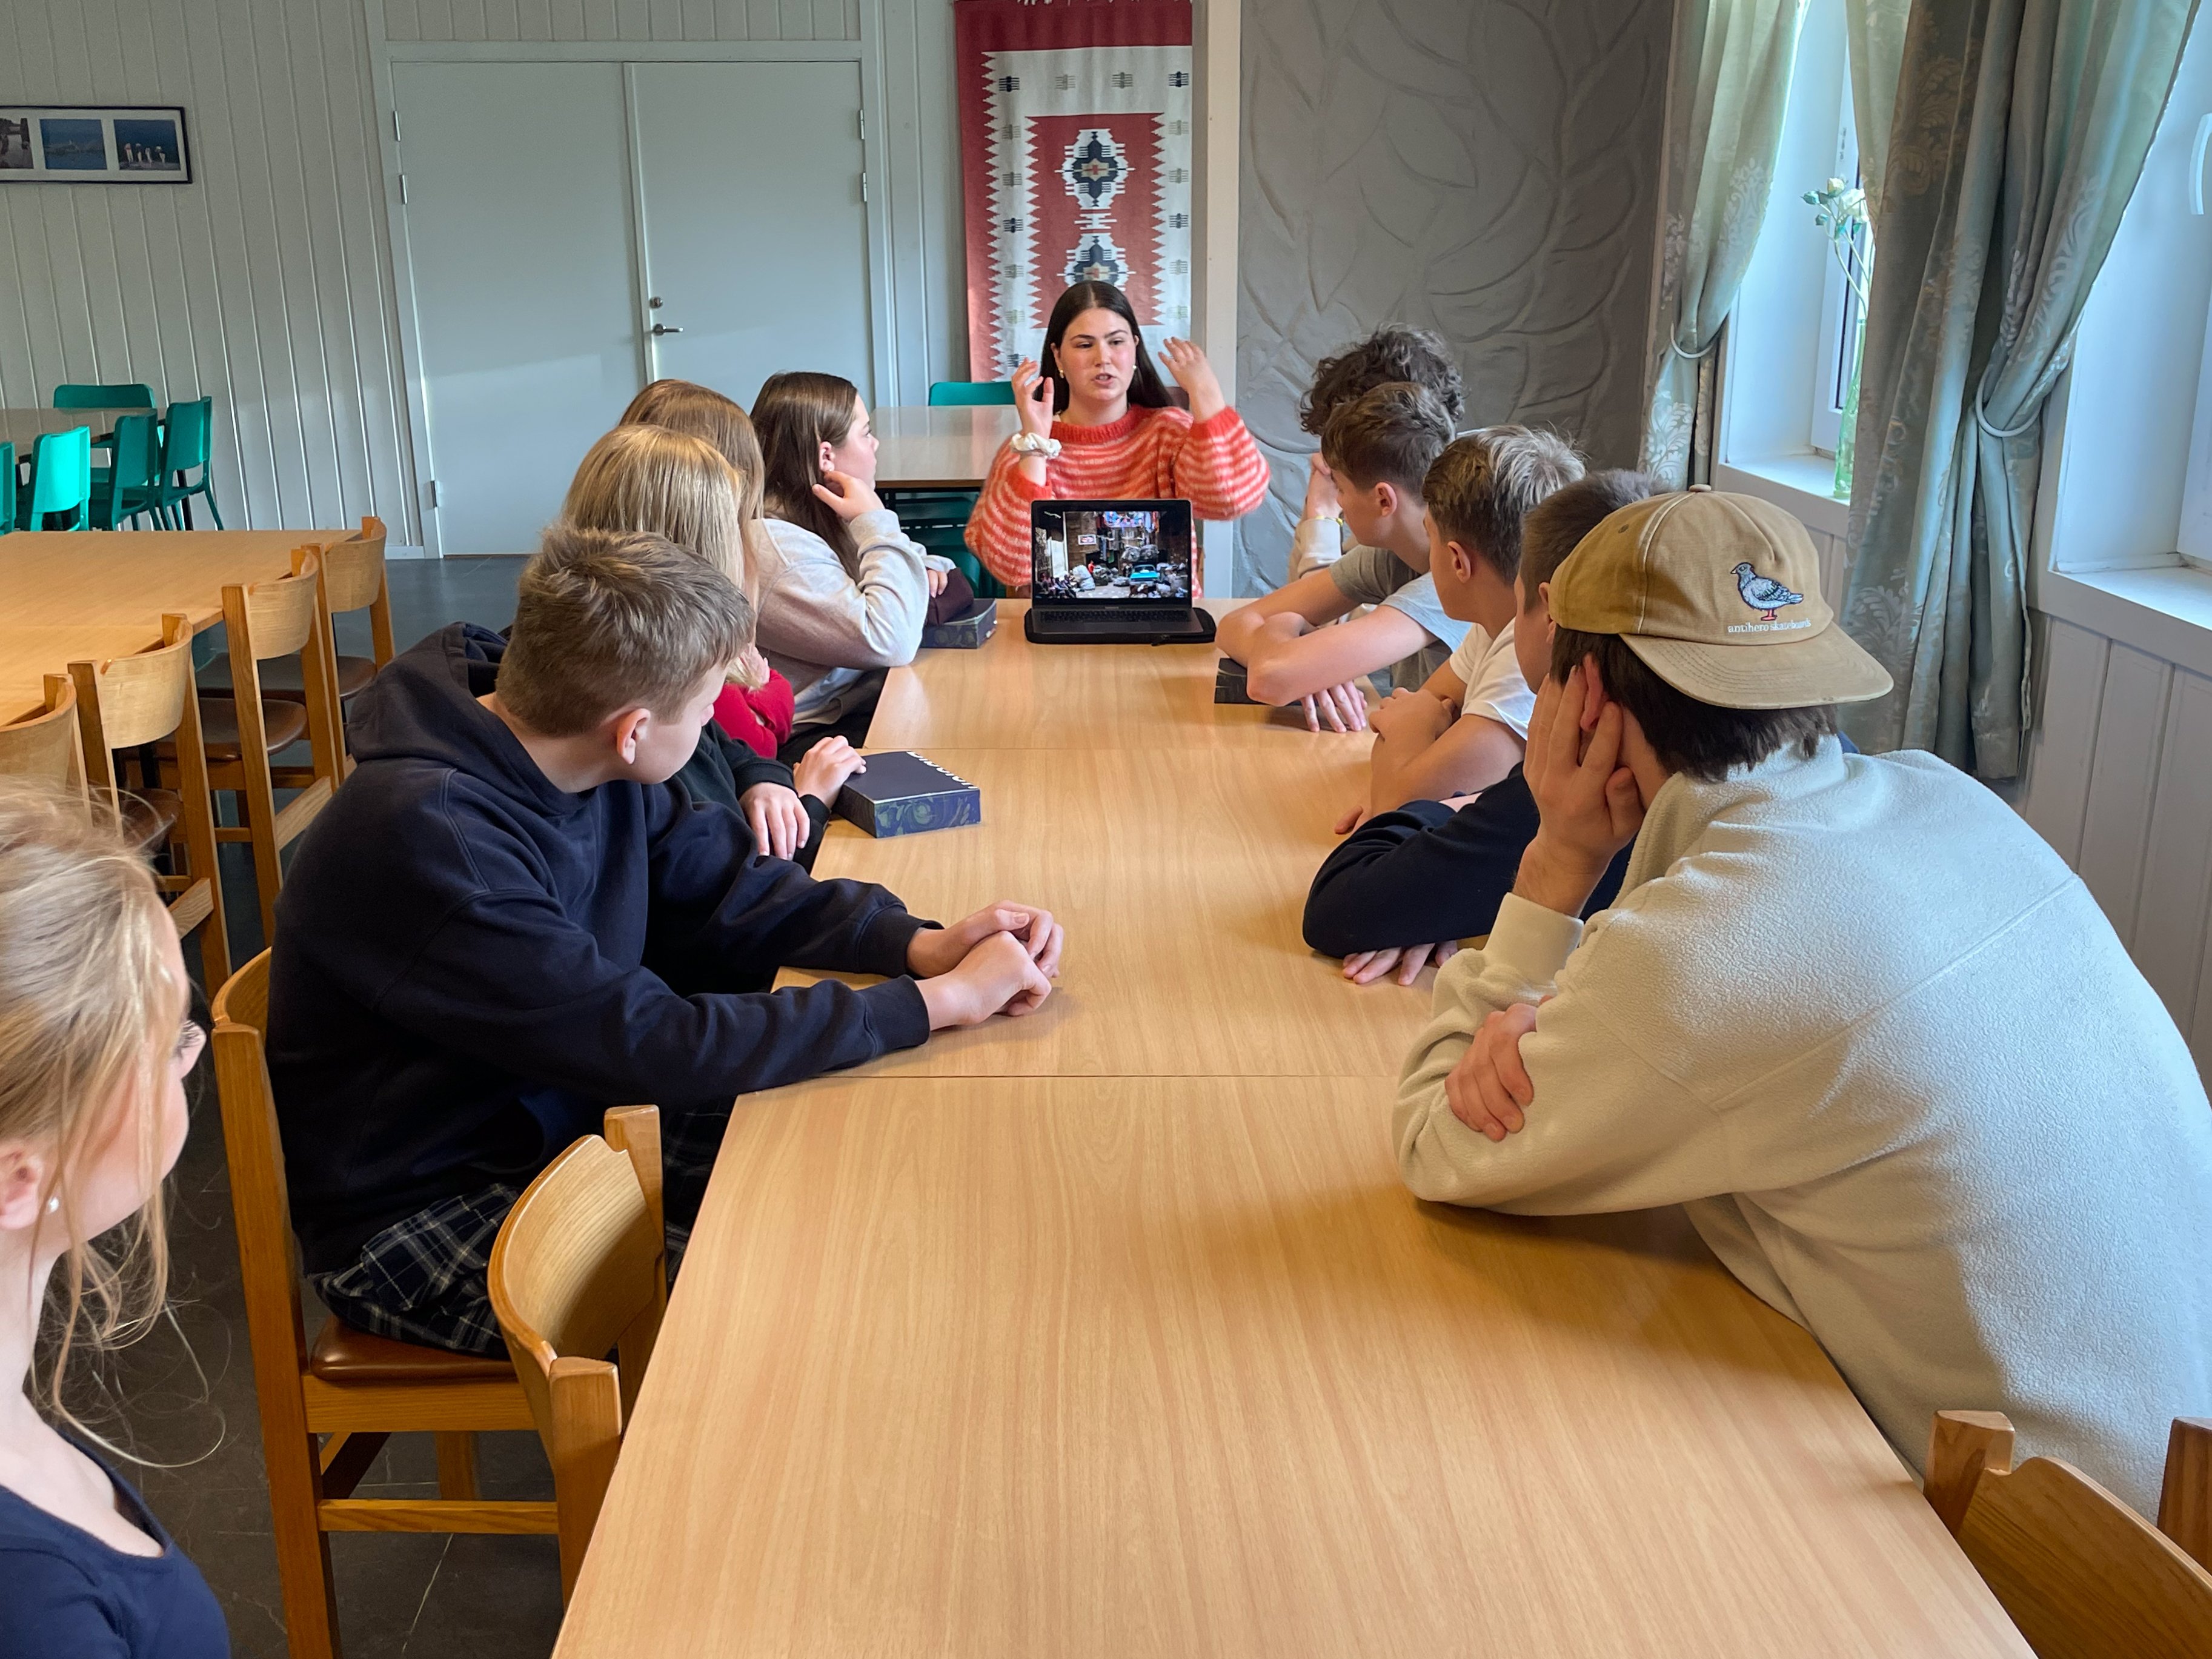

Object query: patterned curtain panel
[1840,0,2197,777]
[955,0,1194,380]
[1641,0,1806,488]
[1844,0,1910,225]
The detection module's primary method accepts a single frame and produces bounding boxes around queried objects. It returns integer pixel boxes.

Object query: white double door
[394,58,875,556]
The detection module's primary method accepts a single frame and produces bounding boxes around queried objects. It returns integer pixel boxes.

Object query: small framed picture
[0,107,191,184]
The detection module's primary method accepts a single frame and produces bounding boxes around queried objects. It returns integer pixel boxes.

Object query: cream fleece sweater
[1395,738,2212,1514]
[757,511,951,727]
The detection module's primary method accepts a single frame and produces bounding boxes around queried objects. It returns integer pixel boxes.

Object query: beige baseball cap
[1546,487,1893,710]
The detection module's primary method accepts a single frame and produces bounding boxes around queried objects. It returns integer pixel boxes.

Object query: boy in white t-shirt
[1360,428,1584,820]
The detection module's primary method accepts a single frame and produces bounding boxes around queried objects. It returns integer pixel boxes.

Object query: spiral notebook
[834,751,982,838]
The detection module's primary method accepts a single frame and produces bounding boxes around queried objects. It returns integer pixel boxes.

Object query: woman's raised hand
[1011,357,1057,439]
[811,466,883,520]
[1158,337,1226,421]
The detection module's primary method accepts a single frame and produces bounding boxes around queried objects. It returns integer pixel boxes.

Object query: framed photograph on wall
[0,106,190,182]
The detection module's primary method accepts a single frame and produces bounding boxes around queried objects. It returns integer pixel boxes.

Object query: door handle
[651,322,683,336]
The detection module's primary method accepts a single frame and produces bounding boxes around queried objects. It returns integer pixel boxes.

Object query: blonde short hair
[498,526,755,738]
[563,424,768,690]
[0,780,187,1425]
[1422,425,1587,583]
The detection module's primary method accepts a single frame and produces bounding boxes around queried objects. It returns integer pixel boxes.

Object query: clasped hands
[909,901,1065,1029]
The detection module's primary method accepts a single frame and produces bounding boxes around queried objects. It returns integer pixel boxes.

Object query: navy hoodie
[268,625,933,1273]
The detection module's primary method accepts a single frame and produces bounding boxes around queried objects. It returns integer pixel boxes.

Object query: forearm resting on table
[1371,714,1523,816]
[1244,607,1424,705]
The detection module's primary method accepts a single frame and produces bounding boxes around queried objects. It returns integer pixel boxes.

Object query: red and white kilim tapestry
[955,0,1194,379]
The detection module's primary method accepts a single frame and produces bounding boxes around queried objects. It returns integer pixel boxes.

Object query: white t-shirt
[1446,619,1535,737]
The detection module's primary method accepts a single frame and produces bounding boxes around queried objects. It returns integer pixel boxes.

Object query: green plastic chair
[90,413,168,530]
[155,397,223,528]
[54,382,155,410]
[19,426,92,531]
[0,442,15,536]
[928,380,1015,407]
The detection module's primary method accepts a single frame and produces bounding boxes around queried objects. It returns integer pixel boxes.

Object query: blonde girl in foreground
[0,782,228,1657]
[564,422,865,867]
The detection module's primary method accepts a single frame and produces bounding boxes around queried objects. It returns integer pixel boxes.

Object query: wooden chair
[210,951,552,1659]
[1924,1410,2212,1657]
[182,548,347,942]
[488,1106,666,1601]
[0,676,87,792]
[68,617,230,987]
[204,517,394,722]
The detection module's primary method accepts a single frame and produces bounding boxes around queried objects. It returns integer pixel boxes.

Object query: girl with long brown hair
[965,281,1268,591]
[751,372,969,762]
[0,782,228,1656]
[564,422,860,862]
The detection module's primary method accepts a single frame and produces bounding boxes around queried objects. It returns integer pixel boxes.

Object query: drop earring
[45,1196,59,1214]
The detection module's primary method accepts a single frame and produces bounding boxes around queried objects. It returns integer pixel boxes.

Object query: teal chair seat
[19,426,92,531]
[928,380,1015,407]
[55,382,156,410]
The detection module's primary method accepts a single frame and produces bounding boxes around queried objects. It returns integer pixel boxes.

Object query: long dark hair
[1041,282,1172,415]
[753,371,862,574]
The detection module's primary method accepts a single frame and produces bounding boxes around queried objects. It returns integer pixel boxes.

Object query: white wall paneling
[2016,614,2212,1073]
[0,0,420,538]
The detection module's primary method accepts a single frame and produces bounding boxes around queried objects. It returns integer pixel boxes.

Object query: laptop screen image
[1031,500,1194,602]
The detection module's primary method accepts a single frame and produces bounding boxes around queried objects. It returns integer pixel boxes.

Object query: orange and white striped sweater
[965,404,1272,591]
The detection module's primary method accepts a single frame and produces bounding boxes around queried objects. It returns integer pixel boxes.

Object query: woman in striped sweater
[965,281,1270,591]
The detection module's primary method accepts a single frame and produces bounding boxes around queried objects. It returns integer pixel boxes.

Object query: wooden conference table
[872,404,1018,489]
[0,530,341,722]
[560,605,2025,1655]
[0,405,148,451]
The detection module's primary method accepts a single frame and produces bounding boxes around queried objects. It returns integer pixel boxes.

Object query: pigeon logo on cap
[1729,562,1808,632]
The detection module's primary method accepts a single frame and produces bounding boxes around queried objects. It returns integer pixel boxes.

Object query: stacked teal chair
[54,382,155,410]
[0,442,14,536]
[926,380,1015,406]
[18,427,93,531]
[885,381,1015,597]
[90,413,168,530]
[155,397,222,528]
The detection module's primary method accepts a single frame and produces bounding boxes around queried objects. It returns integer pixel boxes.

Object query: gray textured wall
[1235,0,1673,591]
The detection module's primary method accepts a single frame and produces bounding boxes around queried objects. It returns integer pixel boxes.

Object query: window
[1806,99,1865,457]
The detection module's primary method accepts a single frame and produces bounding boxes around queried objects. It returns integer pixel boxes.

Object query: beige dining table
[556,612,2030,1656]
[872,404,1019,490]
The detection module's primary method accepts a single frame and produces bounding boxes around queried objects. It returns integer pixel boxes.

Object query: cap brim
[1623,622,1893,710]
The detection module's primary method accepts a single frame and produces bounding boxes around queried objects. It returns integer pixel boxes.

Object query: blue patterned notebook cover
[835,751,982,837]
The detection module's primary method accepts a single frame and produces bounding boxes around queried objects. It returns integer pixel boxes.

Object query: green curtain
[1840,0,2197,776]
[1641,0,1807,488]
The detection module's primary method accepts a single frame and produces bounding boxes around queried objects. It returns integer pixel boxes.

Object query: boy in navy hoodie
[269,528,1062,1355]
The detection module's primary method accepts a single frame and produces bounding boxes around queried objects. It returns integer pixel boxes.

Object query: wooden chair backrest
[71,617,194,752]
[321,516,390,615]
[1927,1411,2212,1658]
[2164,1418,2212,1574]
[232,552,324,662]
[0,677,87,791]
[487,1105,665,1600]
[208,952,312,1386]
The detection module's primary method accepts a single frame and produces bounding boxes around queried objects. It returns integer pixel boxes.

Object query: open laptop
[1023,499,1215,645]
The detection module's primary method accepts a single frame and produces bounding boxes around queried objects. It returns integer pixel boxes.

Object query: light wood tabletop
[782,744,1427,1079]
[872,404,1018,489]
[562,1076,2029,1657]
[868,600,1353,751]
[563,610,2027,1655]
[0,530,342,720]
[0,407,145,450]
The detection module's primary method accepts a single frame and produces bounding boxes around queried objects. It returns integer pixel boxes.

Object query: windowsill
[1714,455,1850,539]
[2034,560,2212,679]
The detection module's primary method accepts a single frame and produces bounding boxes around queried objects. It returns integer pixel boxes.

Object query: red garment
[965,404,1271,590]
[714,671,796,759]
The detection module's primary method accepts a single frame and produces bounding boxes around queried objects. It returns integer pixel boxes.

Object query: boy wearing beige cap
[1393,487,2212,1514]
